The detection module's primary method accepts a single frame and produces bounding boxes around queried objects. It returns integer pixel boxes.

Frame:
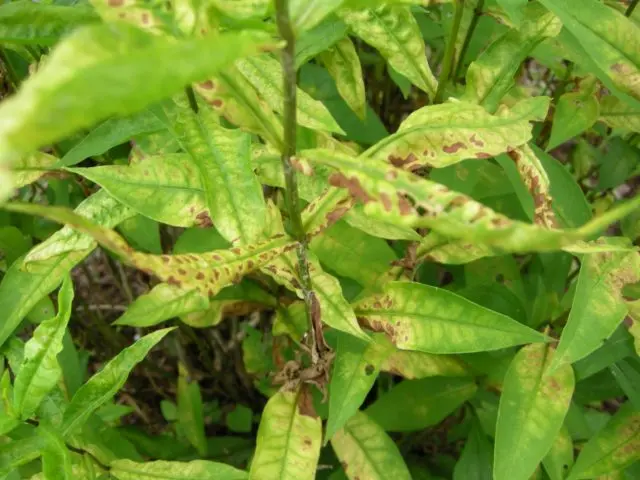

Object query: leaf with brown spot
[494,343,575,480]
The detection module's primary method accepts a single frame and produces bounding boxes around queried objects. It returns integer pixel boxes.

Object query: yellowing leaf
[543,426,574,480]
[548,78,600,150]
[599,95,640,133]
[110,459,248,480]
[331,411,411,480]
[494,343,575,480]
[249,388,321,480]
[340,5,437,96]
[380,346,470,379]
[353,281,546,353]
[11,152,58,189]
[363,97,549,169]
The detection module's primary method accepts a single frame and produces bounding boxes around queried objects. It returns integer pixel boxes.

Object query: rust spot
[259,253,269,260]
[302,437,312,448]
[624,316,634,327]
[161,255,170,264]
[443,142,466,154]
[397,194,413,216]
[491,217,510,228]
[141,12,150,24]
[475,152,492,159]
[341,461,348,471]
[247,260,255,268]
[380,193,393,212]
[449,196,467,208]
[211,254,222,261]
[326,205,350,226]
[177,268,187,275]
[199,80,215,89]
[297,386,318,418]
[108,0,123,5]
[328,173,373,204]
[291,158,314,176]
[195,211,213,227]
[167,276,181,287]
[388,153,418,169]
[469,134,484,147]
[549,378,561,391]
[611,63,627,74]
[373,301,382,309]
[507,149,522,163]
[208,288,214,296]
[231,248,242,255]
[196,272,205,280]
[214,270,220,280]
[210,99,223,108]
[364,364,375,375]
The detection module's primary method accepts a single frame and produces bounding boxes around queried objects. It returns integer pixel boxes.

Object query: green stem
[626,0,639,16]
[453,0,484,81]
[0,48,19,91]
[433,0,465,104]
[274,0,322,358]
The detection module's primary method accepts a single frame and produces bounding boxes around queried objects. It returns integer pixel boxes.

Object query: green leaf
[69,154,210,228]
[295,16,349,69]
[249,388,322,480]
[0,24,277,160]
[550,248,640,372]
[495,0,528,26]
[177,365,207,456]
[599,95,640,133]
[340,5,437,96]
[463,3,561,113]
[543,426,574,480]
[453,420,493,480]
[61,327,174,436]
[164,95,268,243]
[0,1,98,45]
[331,411,412,480]
[567,402,640,479]
[366,376,477,432]
[494,343,575,480]
[353,281,546,354]
[11,152,59,189]
[59,109,165,167]
[110,459,248,480]
[538,0,640,103]
[235,55,344,134]
[290,0,344,32]
[39,425,73,480]
[318,37,367,119]
[113,283,209,327]
[547,78,600,150]
[326,333,394,442]
[13,276,74,419]
[363,97,549,169]
[0,432,44,477]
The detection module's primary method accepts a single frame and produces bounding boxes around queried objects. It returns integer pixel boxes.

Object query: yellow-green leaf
[11,152,58,189]
[249,388,322,480]
[331,411,411,480]
[567,402,640,479]
[339,5,437,96]
[543,426,574,480]
[177,365,207,456]
[494,343,575,480]
[353,281,546,353]
[110,459,248,480]
[39,425,73,480]
[599,95,640,133]
[380,347,470,379]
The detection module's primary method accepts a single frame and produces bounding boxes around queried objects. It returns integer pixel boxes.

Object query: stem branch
[433,0,464,104]
[626,0,639,17]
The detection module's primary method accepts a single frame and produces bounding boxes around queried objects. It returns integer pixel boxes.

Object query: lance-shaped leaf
[567,402,640,479]
[331,411,412,480]
[0,432,45,477]
[177,365,207,456]
[69,154,210,228]
[380,348,470,379]
[453,419,494,480]
[61,328,174,436]
[539,0,640,103]
[599,95,640,133]
[163,96,267,244]
[3,201,297,298]
[353,281,546,353]
[340,5,437,96]
[89,0,168,30]
[11,151,59,189]
[0,1,98,45]
[362,97,549,169]
[249,387,322,480]
[296,148,640,252]
[39,425,73,480]
[326,333,395,442]
[463,3,561,112]
[235,55,344,134]
[13,276,74,419]
[290,0,344,32]
[0,191,134,349]
[543,426,574,480]
[318,36,367,119]
[110,459,249,480]
[494,343,575,480]
[302,188,355,239]
[295,15,349,68]
[193,67,284,149]
[113,283,209,328]
[549,248,640,373]
[0,24,277,162]
[366,376,477,432]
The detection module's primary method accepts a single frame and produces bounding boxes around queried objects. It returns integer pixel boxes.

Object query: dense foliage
[1,0,640,479]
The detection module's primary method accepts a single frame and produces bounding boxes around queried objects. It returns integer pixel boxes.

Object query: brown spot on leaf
[177,268,187,275]
[195,211,213,227]
[210,99,223,108]
[328,173,373,204]
[196,272,205,280]
[108,0,123,5]
[475,152,492,159]
[443,142,466,154]
[167,276,181,287]
[161,255,170,264]
[211,254,222,261]
[397,194,413,216]
[199,79,215,89]
[231,248,241,255]
[302,437,312,448]
[624,316,634,327]
[469,134,484,147]
[141,13,150,24]
[449,196,467,208]
[297,386,318,418]
[247,260,255,269]
[380,193,393,212]
[291,157,314,175]
[326,204,351,227]
[388,153,418,169]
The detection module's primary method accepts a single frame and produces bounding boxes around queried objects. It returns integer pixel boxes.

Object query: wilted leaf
[353,281,546,353]
[110,459,248,480]
[494,343,575,480]
[13,276,73,419]
[331,411,412,480]
[249,388,322,480]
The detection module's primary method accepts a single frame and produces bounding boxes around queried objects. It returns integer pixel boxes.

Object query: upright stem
[626,0,639,17]
[433,0,464,104]
[453,0,484,81]
[274,0,322,358]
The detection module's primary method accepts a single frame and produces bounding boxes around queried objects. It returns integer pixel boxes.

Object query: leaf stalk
[433,0,465,104]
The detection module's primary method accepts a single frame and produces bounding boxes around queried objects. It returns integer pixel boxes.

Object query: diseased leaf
[353,281,546,354]
[208,0,270,20]
[13,276,74,419]
[366,376,477,432]
[363,97,549,169]
[11,152,59,189]
[380,348,470,379]
[340,5,437,96]
[543,426,574,480]
[235,55,344,134]
[249,388,322,480]
[331,411,412,480]
[464,3,561,112]
[290,0,344,32]
[319,37,367,119]
[494,343,575,480]
[550,248,640,372]
[548,77,599,150]
[177,365,207,456]
[326,333,394,442]
[567,402,640,479]
[69,154,210,228]
[599,95,640,133]
[39,425,73,480]
[61,328,174,436]
[110,459,248,480]
[496,0,528,26]
[113,283,209,327]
